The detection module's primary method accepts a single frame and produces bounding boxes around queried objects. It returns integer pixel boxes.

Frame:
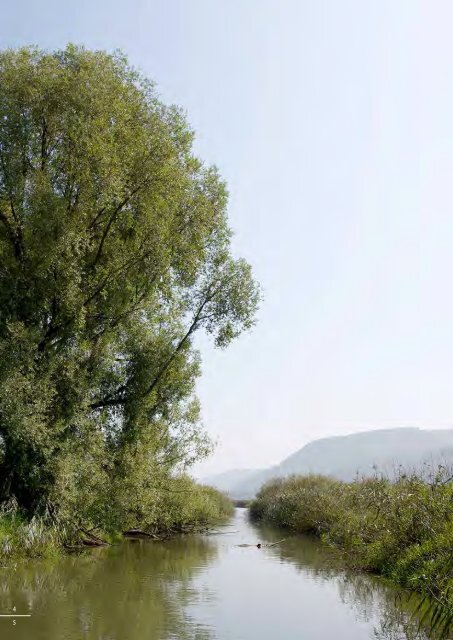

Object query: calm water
[0,508,427,640]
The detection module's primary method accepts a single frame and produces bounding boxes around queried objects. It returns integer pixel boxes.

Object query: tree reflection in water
[0,536,217,640]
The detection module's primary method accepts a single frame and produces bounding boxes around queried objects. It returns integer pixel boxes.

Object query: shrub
[250,468,453,638]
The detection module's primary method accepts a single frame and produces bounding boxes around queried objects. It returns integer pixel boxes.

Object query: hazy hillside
[204,428,453,499]
[201,469,258,493]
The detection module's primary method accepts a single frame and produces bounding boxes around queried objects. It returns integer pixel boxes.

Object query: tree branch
[91,182,144,268]
[142,283,220,399]
[0,208,23,262]
[0,149,23,262]
[40,116,48,170]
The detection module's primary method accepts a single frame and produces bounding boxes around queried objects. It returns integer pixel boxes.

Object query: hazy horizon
[198,425,453,477]
[3,1,453,477]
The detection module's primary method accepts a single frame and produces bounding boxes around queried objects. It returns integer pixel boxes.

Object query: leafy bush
[0,480,233,559]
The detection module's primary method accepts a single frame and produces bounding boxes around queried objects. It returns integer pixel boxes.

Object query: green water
[0,508,427,640]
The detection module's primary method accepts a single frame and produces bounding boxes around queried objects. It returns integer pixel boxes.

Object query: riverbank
[250,471,452,639]
[0,507,436,640]
[0,480,233,561]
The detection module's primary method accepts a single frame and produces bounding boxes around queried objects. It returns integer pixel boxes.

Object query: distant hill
[200,468,257,493]
[203,428,453,499]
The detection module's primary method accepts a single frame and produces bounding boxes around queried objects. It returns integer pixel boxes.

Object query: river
[0,508,428,639]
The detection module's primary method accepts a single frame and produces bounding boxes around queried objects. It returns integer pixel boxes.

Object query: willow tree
[0,46,259,526]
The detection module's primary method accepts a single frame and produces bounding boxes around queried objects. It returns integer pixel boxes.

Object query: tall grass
[250,468,453,639]
[0,481,234,561]
[0,499,63,560]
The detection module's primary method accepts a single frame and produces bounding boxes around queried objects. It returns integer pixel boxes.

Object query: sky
[2,0,453,476]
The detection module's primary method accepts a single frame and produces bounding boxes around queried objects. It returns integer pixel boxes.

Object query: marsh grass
[0,499,62,560]
[0,482,233,561]
[250,467,452,639]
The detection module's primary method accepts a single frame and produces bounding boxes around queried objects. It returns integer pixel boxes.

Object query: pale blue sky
[2,1,453,475]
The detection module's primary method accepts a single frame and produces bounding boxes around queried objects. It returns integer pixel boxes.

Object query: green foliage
[0,45,258,532]
[0,480,233,560]
[250,469,453,639]
[414,556,452,640]
[143,479,234,535]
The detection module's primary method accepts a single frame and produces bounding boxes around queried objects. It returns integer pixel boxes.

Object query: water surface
[0,508,427,639]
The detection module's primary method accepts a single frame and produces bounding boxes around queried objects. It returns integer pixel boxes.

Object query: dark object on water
[237,539,287,549]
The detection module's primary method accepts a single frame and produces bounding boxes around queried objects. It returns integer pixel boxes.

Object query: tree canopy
[0,45,259,529]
